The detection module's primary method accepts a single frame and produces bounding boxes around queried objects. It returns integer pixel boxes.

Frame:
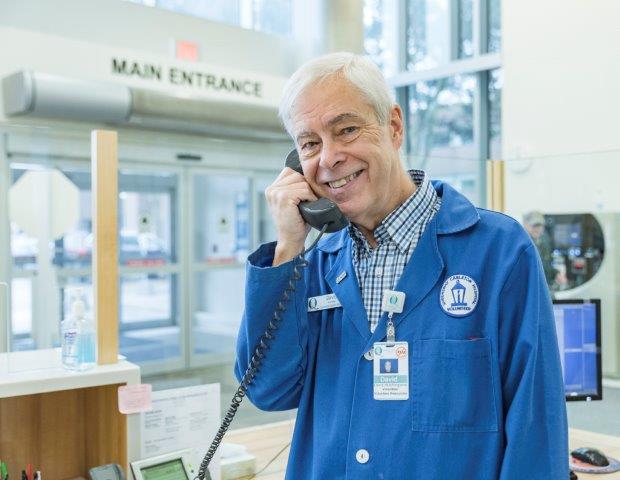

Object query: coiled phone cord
[196,225,329,480]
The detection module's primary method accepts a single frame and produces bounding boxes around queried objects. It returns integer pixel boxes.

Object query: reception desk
[0,349,141,479]
[226,421,620,479]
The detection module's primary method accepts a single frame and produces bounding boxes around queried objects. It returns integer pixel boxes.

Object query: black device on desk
[571,447,610,467]
[89,464,125,480]
[131,449,197,480]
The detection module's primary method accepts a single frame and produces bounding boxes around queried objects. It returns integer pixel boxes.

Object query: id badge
[373,341,409,400]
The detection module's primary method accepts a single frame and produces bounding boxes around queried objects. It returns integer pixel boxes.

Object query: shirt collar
[316,178,480,253]
[348,170,435,254]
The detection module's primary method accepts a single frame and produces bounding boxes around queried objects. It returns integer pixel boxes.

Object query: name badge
[373,341,409,401]
[307,293,342,312]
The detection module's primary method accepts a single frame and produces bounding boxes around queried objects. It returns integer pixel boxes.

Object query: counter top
[225,421,620,480]
[0,348,140,398]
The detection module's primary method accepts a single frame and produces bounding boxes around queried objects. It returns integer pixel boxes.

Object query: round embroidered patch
[439,274,479,317]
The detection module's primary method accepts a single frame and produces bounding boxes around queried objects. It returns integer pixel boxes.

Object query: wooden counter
[0,349,141,479]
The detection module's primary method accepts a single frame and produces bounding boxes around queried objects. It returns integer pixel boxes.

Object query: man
[523,210,567,291]
[235,52,568,479]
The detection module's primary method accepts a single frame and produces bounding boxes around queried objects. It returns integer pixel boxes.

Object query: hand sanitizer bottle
[77,297,96,370]
[61,290,96,371]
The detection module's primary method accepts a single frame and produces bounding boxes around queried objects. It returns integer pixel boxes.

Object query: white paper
[141,383,220,479]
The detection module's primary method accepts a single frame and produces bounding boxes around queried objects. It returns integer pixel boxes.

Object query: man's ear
[389,104,404,149]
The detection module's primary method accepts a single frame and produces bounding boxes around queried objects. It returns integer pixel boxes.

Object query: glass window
[10,223,38,271]
[155,0,239,25]
[251,0,293,36]
[363,0,399,77]
[120,273,180,364]
[121,273,173,327]
[9,164,91,350]
[125,0,293,36]
[255,177,277,245]
[10,277,34,351]
[10,166,91,271]
[488,68,503,159]
[119,171,177,266]
[458,0,473,59]
[407,75,475,162]
[407,0,451,70]
[192,268,246,356]
[407,74,479,203]
[60,272,181,365]
[488,0,501,53]
[193,175,251,265]
[191,173,251,359]
[8,162,181,366]
[117,171,180,365]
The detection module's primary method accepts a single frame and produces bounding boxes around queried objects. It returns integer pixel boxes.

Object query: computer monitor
[553,222,583,248]
[552,299,602,401]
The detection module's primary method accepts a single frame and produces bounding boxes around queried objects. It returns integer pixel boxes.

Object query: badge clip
[382,290,405,346]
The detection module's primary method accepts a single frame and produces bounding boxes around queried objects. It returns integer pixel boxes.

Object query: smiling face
[291,76,413,233]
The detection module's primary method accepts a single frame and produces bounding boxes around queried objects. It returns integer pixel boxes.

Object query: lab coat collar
[325,213,445,343]
[325,239,370,339]
[316,179,480,254]
[431,180,480,234]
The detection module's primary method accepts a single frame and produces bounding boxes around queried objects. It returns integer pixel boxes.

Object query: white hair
[278,52,394,137]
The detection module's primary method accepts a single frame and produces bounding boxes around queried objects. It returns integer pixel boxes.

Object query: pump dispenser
[61,290,96,370]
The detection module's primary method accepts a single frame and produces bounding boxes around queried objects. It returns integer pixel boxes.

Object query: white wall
[502,0,620,377]
[502,0,620,160]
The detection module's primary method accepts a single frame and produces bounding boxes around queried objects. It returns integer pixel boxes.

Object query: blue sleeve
[234,242,308,411]
[498,244,569,479]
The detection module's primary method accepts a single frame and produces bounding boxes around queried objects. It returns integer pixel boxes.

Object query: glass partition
[2,131,184,372]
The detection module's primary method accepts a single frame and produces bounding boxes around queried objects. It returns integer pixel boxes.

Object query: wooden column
[91,130,119,365]
[486,159,505,213]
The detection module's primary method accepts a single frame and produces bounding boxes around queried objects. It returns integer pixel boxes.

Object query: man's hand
[265,167,318,266]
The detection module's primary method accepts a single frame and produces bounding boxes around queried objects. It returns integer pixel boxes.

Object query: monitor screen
[552,299,602,401]
[140,459,189,480]
[553,222,583,248]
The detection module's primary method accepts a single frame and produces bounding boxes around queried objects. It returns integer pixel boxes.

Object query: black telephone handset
[196,150,348,480]
[285,149,349,232]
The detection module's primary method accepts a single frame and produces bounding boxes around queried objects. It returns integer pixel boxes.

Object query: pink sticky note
[118,384,153,414]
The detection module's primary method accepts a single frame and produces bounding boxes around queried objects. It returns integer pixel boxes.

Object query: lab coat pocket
[411,338,499,432]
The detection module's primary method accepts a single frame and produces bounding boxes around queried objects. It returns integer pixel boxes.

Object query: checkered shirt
[349,170,441,332]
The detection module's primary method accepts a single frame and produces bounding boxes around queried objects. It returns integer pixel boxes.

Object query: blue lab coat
[235,181,568,479]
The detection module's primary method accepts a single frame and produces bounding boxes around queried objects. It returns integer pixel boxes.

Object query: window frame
[368,0,502,207]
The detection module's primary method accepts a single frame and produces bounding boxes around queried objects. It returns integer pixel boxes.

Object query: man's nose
[319,139,345,169]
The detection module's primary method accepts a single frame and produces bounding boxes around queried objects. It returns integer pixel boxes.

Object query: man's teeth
[328,171,361,189]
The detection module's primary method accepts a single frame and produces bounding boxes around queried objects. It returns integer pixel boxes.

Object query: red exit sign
[174,39,200,62]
